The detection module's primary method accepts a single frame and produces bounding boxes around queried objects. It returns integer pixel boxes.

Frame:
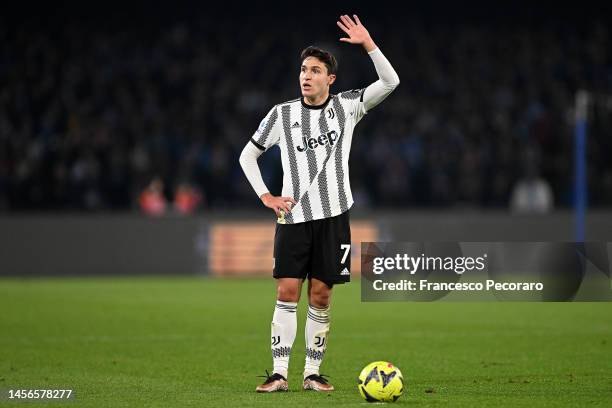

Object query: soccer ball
[357,361,404,402]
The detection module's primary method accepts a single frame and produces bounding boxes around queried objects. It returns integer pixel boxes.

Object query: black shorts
[273,211,351,287]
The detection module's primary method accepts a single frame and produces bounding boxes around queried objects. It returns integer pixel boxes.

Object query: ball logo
[296,130,338,152]
[380,370,397,387]
[364,366,379,386]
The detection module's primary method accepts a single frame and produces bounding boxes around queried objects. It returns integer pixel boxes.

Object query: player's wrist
[363,39,377,53]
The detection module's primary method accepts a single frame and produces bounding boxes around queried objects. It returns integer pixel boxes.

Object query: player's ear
[328,74,336,86]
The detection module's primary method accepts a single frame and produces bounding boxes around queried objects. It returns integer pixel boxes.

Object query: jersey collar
[301,94,332,110]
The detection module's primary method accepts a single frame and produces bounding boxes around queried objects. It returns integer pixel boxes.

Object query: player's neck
[303,92,330,107]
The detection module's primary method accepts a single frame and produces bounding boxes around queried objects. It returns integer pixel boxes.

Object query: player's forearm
[239,142,270,199]
[368,47,399,90]
[362,47,400,111]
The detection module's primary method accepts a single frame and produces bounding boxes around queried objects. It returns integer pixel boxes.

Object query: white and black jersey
[240,47,400,224]
[251,90,366,224]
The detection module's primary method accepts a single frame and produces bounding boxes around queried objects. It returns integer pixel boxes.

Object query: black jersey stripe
[339,89,363,100]
[255,106,278,147]
[332,97,349,213]
[316,106,334,218]
[281,104,299,224]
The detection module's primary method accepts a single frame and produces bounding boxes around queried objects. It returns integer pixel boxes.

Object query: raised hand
[336,14,377,52]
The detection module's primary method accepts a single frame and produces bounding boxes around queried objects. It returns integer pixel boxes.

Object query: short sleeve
[250,106,281,151]
[338,89,367,122]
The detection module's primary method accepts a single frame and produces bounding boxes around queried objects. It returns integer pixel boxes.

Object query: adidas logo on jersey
[340,267,350,276]
[296,130,339,152]
[292,121,301,128]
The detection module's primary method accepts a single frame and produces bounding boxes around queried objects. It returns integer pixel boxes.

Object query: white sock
[304,304,330,379]
[271,300,297,379]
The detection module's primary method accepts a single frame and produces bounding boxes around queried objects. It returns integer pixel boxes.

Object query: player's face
[300,57,336,99]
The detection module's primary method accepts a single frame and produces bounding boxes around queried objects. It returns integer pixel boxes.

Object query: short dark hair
[300,46,337,75]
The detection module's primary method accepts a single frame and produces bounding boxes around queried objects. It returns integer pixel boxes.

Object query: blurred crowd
[1,14,611,213]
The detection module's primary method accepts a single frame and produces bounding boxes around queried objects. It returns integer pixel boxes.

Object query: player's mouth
[302,83,312,91]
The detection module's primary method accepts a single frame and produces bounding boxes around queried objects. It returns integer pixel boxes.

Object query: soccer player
[239,14,399,392]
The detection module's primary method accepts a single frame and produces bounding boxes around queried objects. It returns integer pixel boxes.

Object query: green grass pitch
[1,277,611,407]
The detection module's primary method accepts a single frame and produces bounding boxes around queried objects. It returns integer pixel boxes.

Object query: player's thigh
[273,222,311,280]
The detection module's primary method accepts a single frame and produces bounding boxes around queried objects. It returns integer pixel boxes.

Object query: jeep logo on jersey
[296,130,338,152]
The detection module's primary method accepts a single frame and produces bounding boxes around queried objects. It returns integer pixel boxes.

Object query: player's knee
[277,285,300,302]
[309,287,331,308]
